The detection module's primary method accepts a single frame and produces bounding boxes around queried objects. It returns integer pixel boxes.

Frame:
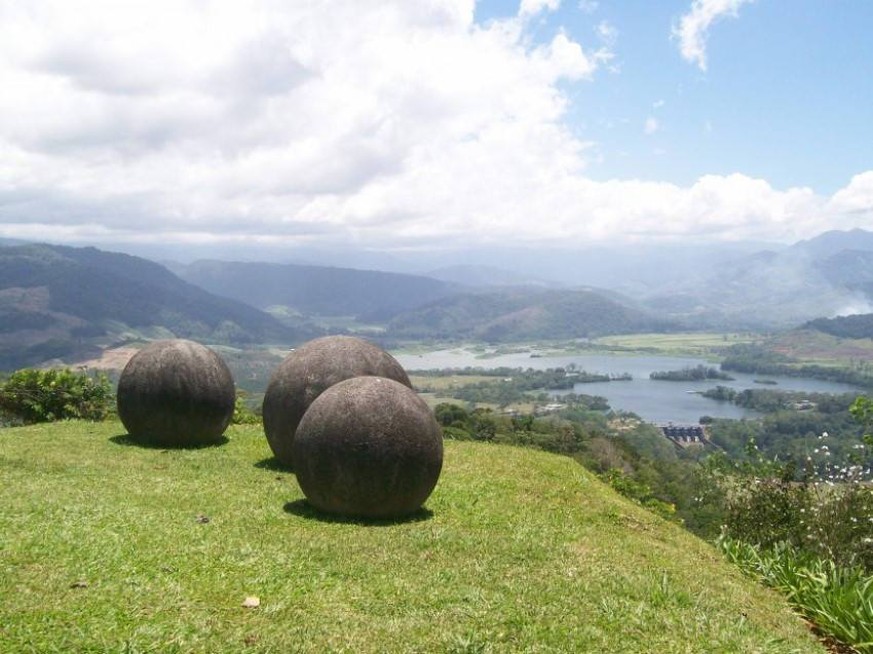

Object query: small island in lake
[649,365,734,382]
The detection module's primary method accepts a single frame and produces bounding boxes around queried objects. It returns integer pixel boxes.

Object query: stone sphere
[117,339,235,447]
[262,335,411,469]
[292,376,443,518]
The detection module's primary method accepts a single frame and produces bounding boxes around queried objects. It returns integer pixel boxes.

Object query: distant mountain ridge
[424,265,560,288]
[173,259,457,320]
[639,229,873,329]
[386,288,678,341]
[0,244,317,370]
[790,228,873,259]
[5,227,872,366]
[804,313,873,340]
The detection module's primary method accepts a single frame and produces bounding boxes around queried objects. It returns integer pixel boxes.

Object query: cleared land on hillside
[0,422,824,653]
[592,332,761,357]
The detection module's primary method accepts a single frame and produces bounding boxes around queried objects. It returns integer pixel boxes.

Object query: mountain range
[386,288,678,341]
[0,244,319,369]
[2,228,873,370]
[171,229,873,331]
[647,229,873,328]
[169,259,456,321]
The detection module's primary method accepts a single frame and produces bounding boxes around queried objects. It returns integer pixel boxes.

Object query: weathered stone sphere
[117,339,235,447]
[292,376,443,518]
[262,335,411,469]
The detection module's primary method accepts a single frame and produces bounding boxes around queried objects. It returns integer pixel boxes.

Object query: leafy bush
[0,368,112,424]
[713,395,873,652]
[721,477,811,550]
[713,441,873,571]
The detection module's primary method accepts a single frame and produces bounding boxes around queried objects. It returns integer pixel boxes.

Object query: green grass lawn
[1,422,825,653]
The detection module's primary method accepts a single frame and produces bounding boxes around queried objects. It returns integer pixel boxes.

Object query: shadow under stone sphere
[262,335,411,469]
[292,376,443,519]
[117,339,235,447]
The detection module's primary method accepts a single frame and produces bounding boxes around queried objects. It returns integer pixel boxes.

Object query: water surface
[395,348,861,424]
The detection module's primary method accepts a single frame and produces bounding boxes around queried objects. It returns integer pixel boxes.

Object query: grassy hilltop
[0,422,825,653]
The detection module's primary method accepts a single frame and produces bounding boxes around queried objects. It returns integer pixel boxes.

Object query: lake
[394,347,863,424]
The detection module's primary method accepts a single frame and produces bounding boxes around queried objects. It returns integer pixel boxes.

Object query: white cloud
[0,1,869,253]
[673,0,755,71]
[595,21,617,46]
[644,117,660,135]
[829,171,873,214]
[519,0,561,19]
[535,32,598,80]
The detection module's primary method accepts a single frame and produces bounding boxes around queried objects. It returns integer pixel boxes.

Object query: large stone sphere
[262,335,411,469]
[292,376,443,518]
[117,339,235,447]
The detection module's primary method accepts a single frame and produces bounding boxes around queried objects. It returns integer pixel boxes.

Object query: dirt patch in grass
[73,346,139,371]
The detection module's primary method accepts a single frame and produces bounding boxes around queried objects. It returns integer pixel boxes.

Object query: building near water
[660,423,709,448]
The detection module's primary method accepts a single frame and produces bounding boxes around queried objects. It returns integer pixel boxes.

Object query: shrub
[0,368,112,424]
[232,393,261,425]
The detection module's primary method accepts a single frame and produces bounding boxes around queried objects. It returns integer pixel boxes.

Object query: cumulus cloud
[829,171,873,214]
[0,1,868,252]
[519,0,561,19]
[644,118,660,135]
[673,0,755,71]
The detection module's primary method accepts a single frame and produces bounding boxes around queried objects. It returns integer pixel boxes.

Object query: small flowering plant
[716,395,873,572]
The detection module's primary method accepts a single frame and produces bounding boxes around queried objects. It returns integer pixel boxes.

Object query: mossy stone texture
[292,376,443,518]
[262,335,411,469]
[117,339,235,447]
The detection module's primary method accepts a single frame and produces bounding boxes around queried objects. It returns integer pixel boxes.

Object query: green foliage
[721,343,873,388]
[649,365,733,381]
[470,409,498,442]
[705,390,868,474]
[434,402,470,428]
[720,477,811,551]
[0,368,112,424]
[602,469,677,521]
[231,393,261,425]
[851,395,873,445]
[415,367,615,408]
[708,399,873,572]
[720,538,873,654]
[711,459,873,571]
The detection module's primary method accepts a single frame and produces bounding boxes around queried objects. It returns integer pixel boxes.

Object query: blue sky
[478,0,873,194]
[0,0,871,252]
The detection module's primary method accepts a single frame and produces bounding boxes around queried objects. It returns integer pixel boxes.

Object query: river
[393,347,862,424]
